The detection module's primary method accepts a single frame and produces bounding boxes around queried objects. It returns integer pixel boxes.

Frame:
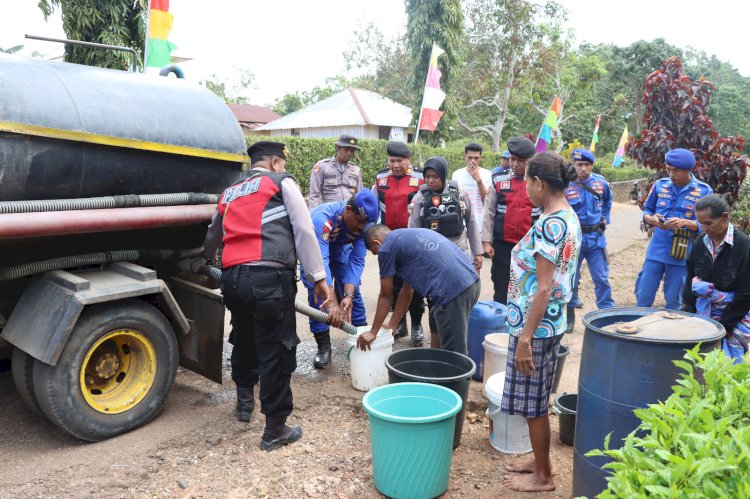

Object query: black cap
[507,137,536,160]
[334,134,360,149]
[386,141,412,158]
[247,141,289,163]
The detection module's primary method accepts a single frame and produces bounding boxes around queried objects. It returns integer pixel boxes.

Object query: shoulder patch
[378,177,388,186]
[409,177,420,187]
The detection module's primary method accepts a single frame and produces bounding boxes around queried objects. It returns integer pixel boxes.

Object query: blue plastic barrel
[363,382,462,499]
[573,308,723,497]
[468,301,507,381]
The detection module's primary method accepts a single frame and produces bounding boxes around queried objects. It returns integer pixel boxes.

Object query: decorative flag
[590,114,601,152]
[612,125,629,167]
[535,96,563,152]
[417,44,446,132]
[146,0,177,68]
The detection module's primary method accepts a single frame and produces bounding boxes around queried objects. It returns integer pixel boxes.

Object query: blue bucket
[363,382,462,499]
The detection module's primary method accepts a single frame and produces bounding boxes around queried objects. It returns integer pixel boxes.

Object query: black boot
[410,324,424,347]
[394,317,408,339]
[565,306,575,334]
[313,331,332,369]
[261,416,302,452]
[236,386,255,422]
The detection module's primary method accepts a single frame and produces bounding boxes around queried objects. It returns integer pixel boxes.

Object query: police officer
[564,148,615,332]
[492,150,511,174]
[636,148,713,310]
[373,141,426,345]
[301,189,379,369]
[409,156,483,348]
[204,141,331,452]
[482,137,541,305]
[308,134,363,209]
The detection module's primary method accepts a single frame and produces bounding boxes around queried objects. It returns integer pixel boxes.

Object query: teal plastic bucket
[362,382,462,499]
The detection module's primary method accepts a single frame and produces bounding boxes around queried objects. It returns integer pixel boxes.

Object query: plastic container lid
[584,308,725,344]
[484,371,506,405]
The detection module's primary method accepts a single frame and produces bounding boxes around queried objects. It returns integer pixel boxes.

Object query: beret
[247,141,288,162]
[353,189,379,223]
[572,148,596,164]
[386,141,412,158]
[665,148,696,170]
[502,150,510,158]
[506,137,536,160]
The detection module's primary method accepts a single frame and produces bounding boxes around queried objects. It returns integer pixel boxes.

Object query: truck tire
[11,347,44,417]
[32,299,178,441]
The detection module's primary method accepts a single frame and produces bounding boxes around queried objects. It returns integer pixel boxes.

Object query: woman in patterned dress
[501,152,582,493]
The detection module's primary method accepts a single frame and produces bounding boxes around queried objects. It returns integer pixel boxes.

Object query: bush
[587,347,750,498]
[247,136,503,195]
[732,176,750,231]
[597,168,648,183]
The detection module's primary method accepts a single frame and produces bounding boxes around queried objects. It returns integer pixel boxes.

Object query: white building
[256,88,413,142]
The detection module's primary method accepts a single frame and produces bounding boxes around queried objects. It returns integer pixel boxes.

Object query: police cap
[506,137,536,160]
[247,141,288,163]
[353,189,379,223]
[335,134,360,150]
[572,148,596,164]
[386,141,412,158]
[665,148,696,170]
[502,150,510,158]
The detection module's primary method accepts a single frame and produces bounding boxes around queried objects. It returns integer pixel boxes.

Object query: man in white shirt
[451,143,492,227]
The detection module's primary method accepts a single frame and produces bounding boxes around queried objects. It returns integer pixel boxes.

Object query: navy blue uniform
[565,173,615,309]
[636,176,712,309]
[300,201,367,333]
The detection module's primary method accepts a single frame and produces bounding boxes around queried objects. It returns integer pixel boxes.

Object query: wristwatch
[343,291,355,299]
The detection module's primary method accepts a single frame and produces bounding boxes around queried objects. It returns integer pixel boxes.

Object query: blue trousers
[635,259,686,310]
[570,245,615,309]
[302,262,367,335]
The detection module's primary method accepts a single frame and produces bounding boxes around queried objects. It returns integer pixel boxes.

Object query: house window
[378,126,391,140]
[291,129,300,137]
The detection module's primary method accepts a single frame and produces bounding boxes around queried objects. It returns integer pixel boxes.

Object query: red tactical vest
[218,171,296,269]
[491,171,542,244]
[375,167,424,229]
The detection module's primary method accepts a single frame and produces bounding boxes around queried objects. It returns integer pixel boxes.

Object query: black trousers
[222,265,298,418]
[393,275,425,323]
[491,240,515,305]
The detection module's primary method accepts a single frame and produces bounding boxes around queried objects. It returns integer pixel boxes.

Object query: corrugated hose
[0,193,219,214]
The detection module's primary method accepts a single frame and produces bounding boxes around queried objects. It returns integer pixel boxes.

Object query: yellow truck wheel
[32,299,178,441]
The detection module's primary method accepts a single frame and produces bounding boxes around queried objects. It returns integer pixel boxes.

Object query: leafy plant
[587,347,750,498]
[625,57,748,203]
[561,139,585,160]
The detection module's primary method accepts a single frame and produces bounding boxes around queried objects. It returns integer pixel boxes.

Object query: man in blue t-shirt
[357,225,481,354]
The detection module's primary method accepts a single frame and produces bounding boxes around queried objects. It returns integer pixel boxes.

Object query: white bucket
[484,372,532,454]
[347,327,394,392]
[482,333,509,395]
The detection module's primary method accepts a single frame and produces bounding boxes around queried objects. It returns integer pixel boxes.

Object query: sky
[1,0,748,106]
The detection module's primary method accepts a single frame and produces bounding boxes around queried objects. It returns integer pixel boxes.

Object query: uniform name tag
[409,177,420,187]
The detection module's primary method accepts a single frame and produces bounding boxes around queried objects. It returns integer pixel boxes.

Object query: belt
[581,224,600,234]
[227,263,293,273]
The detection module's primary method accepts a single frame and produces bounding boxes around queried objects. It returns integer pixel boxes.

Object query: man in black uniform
[204,141,330,451]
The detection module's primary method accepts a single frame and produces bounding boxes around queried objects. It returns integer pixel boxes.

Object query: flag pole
[414,106,425,144]
[142,0,151,72]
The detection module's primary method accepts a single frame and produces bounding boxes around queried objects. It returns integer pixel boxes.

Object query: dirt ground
[0,203,662,498]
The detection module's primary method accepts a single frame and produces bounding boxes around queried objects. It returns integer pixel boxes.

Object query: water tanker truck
[0,53,247,441]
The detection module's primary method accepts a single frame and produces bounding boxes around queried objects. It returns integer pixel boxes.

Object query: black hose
[0,193,219,214]
[195,264,358,335]
[0,247,203,281]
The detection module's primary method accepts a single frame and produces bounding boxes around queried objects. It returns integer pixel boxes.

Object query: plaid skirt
[500,334,562,418]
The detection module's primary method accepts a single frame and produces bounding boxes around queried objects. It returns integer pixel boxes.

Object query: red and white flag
[417,44,446,132]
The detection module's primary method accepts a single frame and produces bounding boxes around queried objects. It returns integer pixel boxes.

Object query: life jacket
[375,167,424,229]
[218,170,296,269]
[491,170,541,244]
[419,181,463,238]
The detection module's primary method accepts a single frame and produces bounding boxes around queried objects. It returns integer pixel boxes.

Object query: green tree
[343,23,416,107]
[201,68,255,104]
[455,0,567,151]
[38,0,146,70]
[0,45,24,54]
[405,0,464,143]
[270,76,351,116]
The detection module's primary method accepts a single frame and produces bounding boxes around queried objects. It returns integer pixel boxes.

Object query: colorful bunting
[417,44,446,133]
[146,0,177,68]
[612,125,629,167]
[535,96,563,152]
[590,114,601,152]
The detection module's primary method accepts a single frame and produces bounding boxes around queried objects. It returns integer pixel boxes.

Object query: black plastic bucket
[551,343,570,393]
[385,349,476,449]
[554,393,577,445]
